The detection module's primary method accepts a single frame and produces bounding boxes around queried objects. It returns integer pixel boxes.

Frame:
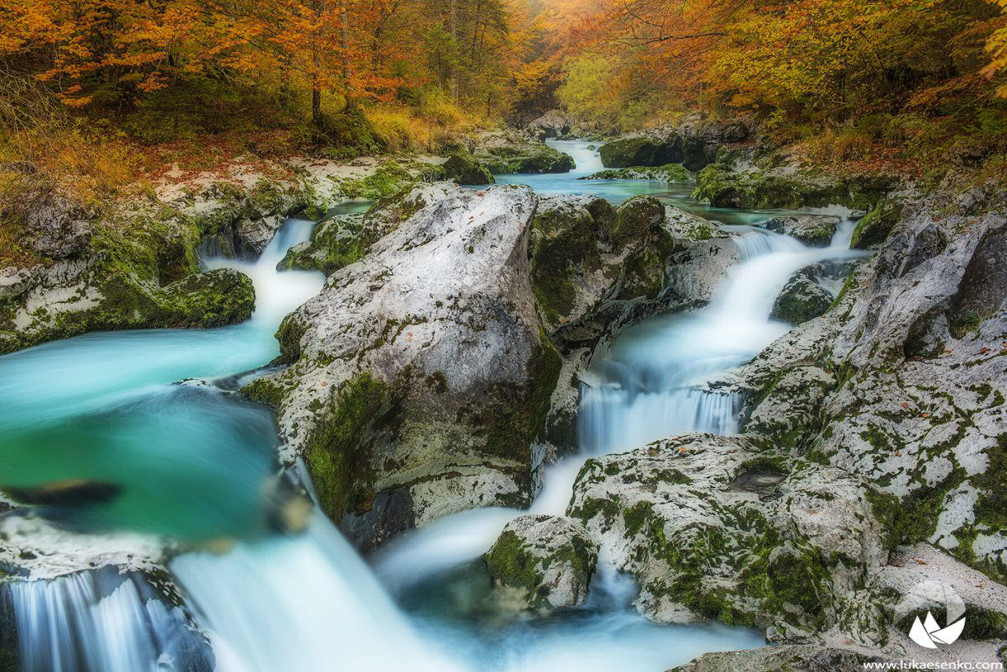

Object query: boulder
[567,434,887,634]
[443,153,495,186]
[471,131,575,174]
[279,206,404,276]
[948,224,1007,336]
[762,215,841,247]
[485,514,598,610]
[527,110,573,139]
[851,198,904,250]
[254,183,560,550]
[771,268,834,326]
[600,137,682,169]
[582,164,693,183]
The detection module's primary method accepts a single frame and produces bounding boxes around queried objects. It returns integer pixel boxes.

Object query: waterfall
[171,513,462,672]
[6,569,213,672]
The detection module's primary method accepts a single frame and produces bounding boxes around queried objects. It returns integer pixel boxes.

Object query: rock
[771,268,834,326]
[567,434,886,634]
[256,183,560,550]
[724,187,1007,588]
[471,132,575,174]
[485,514,598,610]
[666,237,739,304]
[443,153,495,186]
[20,191,93,259]
[527,110,573,139]
[672,645,884,672]
[235,215,284,257]
[948,224,1007,336]
[694,164,897,211]
[763,215,842,247]
[279,207,402,275]
[851,198,904,249]
[599,119,751,172]
[582,164,693,183]
[600,136,680,169]
[3,479,122,507]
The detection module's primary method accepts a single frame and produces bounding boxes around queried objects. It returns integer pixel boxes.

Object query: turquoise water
[2,152,782,672]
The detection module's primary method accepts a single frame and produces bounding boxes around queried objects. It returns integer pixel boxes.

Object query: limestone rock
[771,269,834,326]
[258,183,558,550]
[443,154,495,186]
[763,215,842,247]
[485,514,598,610]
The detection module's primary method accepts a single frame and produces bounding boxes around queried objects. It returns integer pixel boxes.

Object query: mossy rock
[485,514,598,610]
[583,164,693,183]
[339,160,414,200]
[279,213,371,275]
[443,154,495,186]
[599,137,681,168]
[480,145,575,174]
[771,270,833,326]
[612,196,665,245]
[851,198,904,250]
[695,165,897,211]
[317,106,386,159]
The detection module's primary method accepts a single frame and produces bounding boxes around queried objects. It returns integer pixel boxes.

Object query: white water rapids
[3,143,864,671]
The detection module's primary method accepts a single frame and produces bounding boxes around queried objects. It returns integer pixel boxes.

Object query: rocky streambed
[0,131,1005,671]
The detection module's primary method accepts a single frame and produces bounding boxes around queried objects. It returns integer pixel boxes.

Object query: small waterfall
[171,513,462,672]
[546,140,603,176]
[6,569,213,672]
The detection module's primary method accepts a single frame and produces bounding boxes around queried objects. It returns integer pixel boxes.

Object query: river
[0,141,862,671]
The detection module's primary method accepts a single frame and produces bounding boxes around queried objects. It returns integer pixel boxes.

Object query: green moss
[530,205,601,322]
[851,199,904,249]
[275,315,307,364]
[339,160,415,200]
[584,164,692,183]
[599,137,676,168]
[443,154,494,185]
[481,145,575,174]
[241,377,287,409]
[305,373,389,522]
[694,165,897,211]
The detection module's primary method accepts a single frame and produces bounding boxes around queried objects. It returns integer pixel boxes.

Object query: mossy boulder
[485,514,598,611]
[763,215,841,247]
[611,196,665,246]
[443,154,495,185]
[599,137,681,168]
[851,198,904,249]
[694,165,897,211]
[583,164,693,183]
[771,269,834,326]
[477,144,575,174]
[338,160,415,200]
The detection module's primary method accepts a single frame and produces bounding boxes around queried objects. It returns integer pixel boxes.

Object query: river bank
[1,121,1005,671]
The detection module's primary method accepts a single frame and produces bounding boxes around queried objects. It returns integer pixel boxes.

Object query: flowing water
[1,143,862,671]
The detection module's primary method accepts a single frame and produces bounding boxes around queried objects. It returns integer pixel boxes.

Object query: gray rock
[257,183,558,550]
[771,268,834,326]
[567,434,886,635]
[527,110,573,139]
[671,645,884,672]
[949,224,1007,335]
[763,215,842,247]
[485,514,598,610]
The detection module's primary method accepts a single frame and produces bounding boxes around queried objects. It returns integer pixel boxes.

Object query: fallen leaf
[980,347,991,355]
[914,558,927,565]
[902,402,910,409]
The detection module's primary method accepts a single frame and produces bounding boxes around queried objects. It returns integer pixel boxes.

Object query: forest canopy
[2,0,1007,171]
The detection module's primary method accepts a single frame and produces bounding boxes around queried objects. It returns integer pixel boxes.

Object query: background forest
[5,0,1007,199]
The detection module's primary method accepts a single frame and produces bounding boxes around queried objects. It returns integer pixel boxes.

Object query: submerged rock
[256,183,558,550]
[762,215,841,247]
[771,268,834,326]
[485,514,598,611]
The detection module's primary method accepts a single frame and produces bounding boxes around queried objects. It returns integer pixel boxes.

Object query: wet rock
[279,208,401,276]
[257,183,558,550]
[600,137,684,169]
[667,237,738,304]
[771,269,834,326]
[600,119,751,171]
[443,153,495,186]
[485,514,598,610]
[763,215,841,247]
